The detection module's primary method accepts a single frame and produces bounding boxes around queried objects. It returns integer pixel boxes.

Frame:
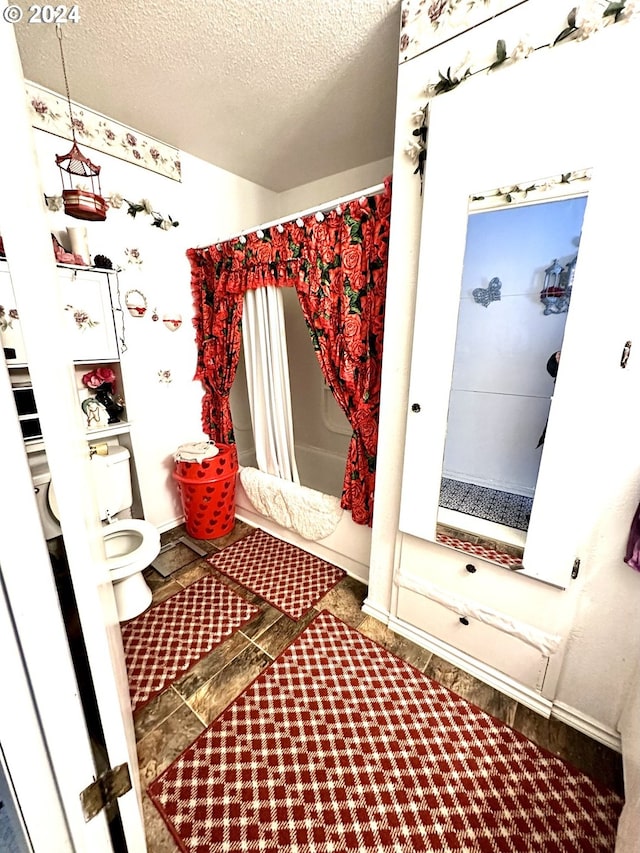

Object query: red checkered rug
[121,574,259,712]
[436,531,524,568]
[148,611,622,852]
[206,528,345,620]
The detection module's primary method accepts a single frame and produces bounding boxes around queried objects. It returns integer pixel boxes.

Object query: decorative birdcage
[540,257,572,315]
[56,142,107,221]
[54,25,107,222]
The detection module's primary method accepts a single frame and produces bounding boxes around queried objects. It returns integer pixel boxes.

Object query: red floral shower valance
[187,177,392,525]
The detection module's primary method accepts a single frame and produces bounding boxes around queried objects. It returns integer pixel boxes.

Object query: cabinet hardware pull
[411,402,421,413]
[459,616,470,626]
[620,340,631,368]
[465,563,476,573]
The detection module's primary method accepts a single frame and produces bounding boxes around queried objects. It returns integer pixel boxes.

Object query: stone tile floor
[134,522,624,852]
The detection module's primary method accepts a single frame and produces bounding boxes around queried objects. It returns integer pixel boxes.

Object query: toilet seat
[48,483,159,577]
[46,460,159,621]
[103,518,160,581]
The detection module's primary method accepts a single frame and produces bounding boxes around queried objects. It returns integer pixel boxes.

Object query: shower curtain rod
[209,181,386,247]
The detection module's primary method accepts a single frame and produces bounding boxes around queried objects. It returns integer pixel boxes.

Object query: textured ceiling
[14,0,401,191]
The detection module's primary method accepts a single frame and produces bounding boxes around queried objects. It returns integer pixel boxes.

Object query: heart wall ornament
[163,313,182,331]
[472,276,502,307]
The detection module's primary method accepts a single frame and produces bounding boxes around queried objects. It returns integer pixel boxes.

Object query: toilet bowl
[101,518,160,622]
[44,446,160,622]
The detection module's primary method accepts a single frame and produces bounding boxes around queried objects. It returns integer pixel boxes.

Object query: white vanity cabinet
[393,534,566,708]
[373,10,640,715]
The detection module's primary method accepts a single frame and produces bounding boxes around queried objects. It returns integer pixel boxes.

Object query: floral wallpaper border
[26,82,182,182]
[399,0,525,62]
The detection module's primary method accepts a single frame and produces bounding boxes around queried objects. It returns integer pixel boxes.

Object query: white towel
[239,466,343,541]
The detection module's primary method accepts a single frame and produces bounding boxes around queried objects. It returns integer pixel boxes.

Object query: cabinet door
[58,269,119,362]
[400,26,640,589]
[0,262,27,363]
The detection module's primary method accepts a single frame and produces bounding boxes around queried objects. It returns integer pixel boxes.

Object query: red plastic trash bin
[172,442,237,539]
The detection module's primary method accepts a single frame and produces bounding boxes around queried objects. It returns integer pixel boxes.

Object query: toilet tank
[90,445,133,520]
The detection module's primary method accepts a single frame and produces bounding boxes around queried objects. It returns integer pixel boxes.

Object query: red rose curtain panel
[187,177,392,526]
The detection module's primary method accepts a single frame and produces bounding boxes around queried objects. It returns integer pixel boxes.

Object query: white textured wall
[26,128,276,529]
[273,157,392,218]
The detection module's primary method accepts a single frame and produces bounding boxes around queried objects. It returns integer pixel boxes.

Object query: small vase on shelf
[94,382,124,424]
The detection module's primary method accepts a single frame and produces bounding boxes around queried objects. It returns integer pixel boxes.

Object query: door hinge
[80,763,132,823]
[571,558,580,579]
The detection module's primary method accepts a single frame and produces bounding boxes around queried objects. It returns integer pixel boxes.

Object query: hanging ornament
[151,307,159,322]
[162,313,182,331]
[54,25,107,222]
[125,289,147,317]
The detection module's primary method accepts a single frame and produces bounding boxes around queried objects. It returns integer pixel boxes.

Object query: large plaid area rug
[207,528,345,620]
[148,611,623,852]
[121,574,259,712]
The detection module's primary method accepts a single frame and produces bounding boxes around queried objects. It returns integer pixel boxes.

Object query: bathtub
[234,443,371,584]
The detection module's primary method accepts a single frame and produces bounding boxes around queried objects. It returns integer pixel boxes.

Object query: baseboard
[387,614,553,718]
[551,701,622,753]
[441,471,535,498]
[371,608,622,751]
[362,597,392,625]
[156,515,185,534]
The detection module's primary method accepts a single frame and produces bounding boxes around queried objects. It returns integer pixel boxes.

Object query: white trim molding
[551,701,622,753]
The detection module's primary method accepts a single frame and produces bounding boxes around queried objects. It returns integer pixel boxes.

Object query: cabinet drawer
[400,534,566,632]
[396,587,548,691]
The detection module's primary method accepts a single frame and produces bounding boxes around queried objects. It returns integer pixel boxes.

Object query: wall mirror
[436,177,590,570]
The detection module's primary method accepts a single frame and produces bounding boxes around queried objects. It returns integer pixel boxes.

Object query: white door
[400,22,640,589]
[1,13,146,852]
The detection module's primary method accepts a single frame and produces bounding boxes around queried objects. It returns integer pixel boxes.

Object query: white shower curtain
[242,286,300,483]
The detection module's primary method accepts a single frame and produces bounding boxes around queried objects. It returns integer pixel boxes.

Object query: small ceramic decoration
[162,313,182,331]
[81,366,124,423]
[81,396,108,430]
[158,369,172,383]
[125,289,148,318]
[95,384,125,423]
[472,276,502,307]
[151,307,159,322]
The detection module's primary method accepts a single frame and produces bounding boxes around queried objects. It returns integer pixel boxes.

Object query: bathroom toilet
[42,445,160,622]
